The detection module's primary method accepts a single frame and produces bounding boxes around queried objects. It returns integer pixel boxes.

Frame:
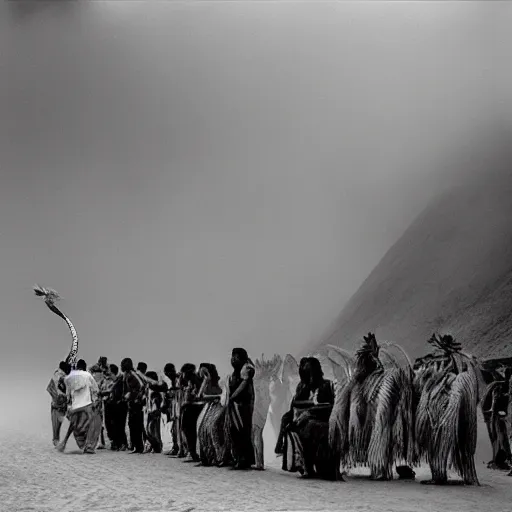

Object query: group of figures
[38,284,512,484]
[47,349,268,471]
[480,357,512,473]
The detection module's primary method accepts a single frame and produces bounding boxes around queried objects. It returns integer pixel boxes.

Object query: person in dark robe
[163,363,180,456]
[110,364,128,451]
[121,357,146,454]
[280,357,336,480]
[179,363,203,462]
[225,347,256,470]
[100,364,118,450]
[275,357,309,455]
[136,361,150,449]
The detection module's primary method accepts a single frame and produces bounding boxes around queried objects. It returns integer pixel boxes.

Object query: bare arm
[230,365,255,402]
[46,379,58,400]
[89,374,100,401]
[202,393,222,401]
[144,375,159,386]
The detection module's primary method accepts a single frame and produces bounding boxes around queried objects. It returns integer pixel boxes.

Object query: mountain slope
[310,141,512,360]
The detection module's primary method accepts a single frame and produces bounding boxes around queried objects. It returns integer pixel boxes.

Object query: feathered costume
[414,334,482,485]
[252,354,282,469]
[328,333,416,481]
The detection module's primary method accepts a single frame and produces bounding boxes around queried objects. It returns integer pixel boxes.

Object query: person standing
[99,364,118,449]
[46,361,71,446]
[97,356,109,373]
[110,364,128,451]
[136,361,150,450]
[178,363,202,461]
[57,359,99,454]
[122,358,146,454]
[226,348,256,470]
[163,363,179,455]
[89,363,107,449]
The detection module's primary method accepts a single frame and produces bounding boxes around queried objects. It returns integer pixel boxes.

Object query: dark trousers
[228,403,255,468]
[170,418,178,450]
[147,411,163,453]
[128,402,144,453]
[114,402,128,448]
[181,403,203,459]
[275,410,293,454]
[51,406,66,445]
[104,401,116,446]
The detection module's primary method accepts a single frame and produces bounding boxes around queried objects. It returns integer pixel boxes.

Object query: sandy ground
[1,422,512,512]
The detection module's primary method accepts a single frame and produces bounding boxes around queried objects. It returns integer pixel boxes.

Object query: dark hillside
[309,138,512,360]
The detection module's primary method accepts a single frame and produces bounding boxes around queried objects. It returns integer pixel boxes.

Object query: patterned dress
[196,382,227,466]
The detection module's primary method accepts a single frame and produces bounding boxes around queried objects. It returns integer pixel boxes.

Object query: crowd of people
[46,332,512,484]
[40,284,339,478]
[48,348,267,470]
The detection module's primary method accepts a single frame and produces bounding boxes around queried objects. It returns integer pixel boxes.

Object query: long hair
[298,357,309,383]
[199,363,220,386]
[306,357,324,385]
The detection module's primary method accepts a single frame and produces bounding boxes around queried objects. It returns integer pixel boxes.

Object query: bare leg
[56,422,74,452]
[51,407,65,446]
[98,426,106,449]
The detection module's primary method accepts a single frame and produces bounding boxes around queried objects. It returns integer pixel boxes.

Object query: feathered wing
[281,353,300,405]
[327,355,351,390]
[281,354,299,383]
[379,342,414,370]
[253,354,283,428]
[219,375,229,407]
[327,345,355,382]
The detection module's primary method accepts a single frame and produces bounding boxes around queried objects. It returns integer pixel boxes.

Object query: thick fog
[0,1,508,432]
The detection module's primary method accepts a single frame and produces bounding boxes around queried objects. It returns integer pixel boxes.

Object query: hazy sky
[0,1,508,424]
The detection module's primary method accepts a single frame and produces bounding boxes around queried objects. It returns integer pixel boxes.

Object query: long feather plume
[33,284,79,366]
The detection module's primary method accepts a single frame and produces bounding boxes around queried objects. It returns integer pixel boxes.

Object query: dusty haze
[1,1,509,433]
[311,134,512,361]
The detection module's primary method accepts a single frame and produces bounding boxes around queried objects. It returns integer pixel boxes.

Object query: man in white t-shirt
[57,359,99,454]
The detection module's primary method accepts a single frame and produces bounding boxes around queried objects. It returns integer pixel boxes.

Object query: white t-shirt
[64,370,98,411]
